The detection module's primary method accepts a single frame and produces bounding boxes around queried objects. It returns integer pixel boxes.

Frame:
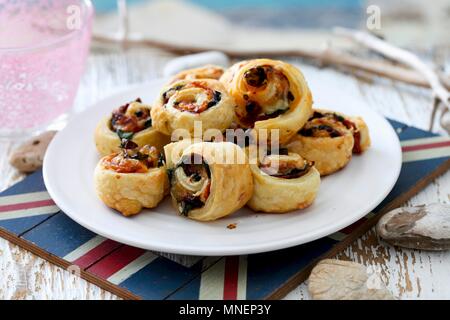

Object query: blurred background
[92,0,450,48]
[2,0,450,136]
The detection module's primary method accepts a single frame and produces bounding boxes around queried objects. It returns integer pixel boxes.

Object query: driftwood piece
[335,27,450,132]
[9,131,57,173]
[334,27,449,108]
[93,33,450,91]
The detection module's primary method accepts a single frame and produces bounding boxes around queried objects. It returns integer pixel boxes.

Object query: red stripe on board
[72,239,122,269]
[223,256,240,300]
[340,217,368,235]
[402,140,450,152]
[0,199,55,213]
[87,246,145,279]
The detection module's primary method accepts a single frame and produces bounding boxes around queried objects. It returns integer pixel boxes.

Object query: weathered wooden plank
[286,61,450,300]
[0,170,59,235]
[0,49,174,300]
[168,238,337,300]
[0,238,120,299]
[0,49,449,300]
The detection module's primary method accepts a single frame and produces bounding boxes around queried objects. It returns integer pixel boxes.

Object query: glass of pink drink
[0,0,94,138]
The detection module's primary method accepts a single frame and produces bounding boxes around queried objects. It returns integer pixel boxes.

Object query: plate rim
[43,80,402,256]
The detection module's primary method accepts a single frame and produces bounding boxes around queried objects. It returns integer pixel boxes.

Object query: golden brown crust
[163,139,196,169]
[94,163,168,216]
[220,61,247,86]
[94,117,170,157]
[350,116,371,153]
[166,142,253,221]
[169,65,224,84]
[287,134,354,176]
[220,59,313,144]
[246,148,321,213]
[286,108,370,176]
[151,79,235,138]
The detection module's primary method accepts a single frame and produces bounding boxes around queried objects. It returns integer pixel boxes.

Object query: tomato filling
[259,150,313,179]
[110,98,152,135]
[162,82,222,114]
[237,65,294,127]
[102,145,163,174]
[300,111,362,153]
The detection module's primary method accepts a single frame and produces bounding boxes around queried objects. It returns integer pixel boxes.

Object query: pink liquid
[0,0,93,135]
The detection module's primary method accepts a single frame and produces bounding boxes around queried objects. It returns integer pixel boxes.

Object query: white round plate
[44,78,401,256]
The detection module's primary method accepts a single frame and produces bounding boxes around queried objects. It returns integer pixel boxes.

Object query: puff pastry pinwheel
[165,141,253,221]
[151,79,235,138]
[163,139,196,169]
[94,144,169,216]
[287,109,371,176]
[247,147,320,213]
[169,65,224,84]
[94,98,170,156]
[350,116,371,154]
[220,59,313,144]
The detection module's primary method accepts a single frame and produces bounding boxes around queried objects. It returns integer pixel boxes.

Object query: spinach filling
[170,154,211,216]
[299,111,351,138]
[120,145,164,168]
[300,124,342,138]
[206,91,222,109]
[267,163,312,179]
[110,98,152,142]
[244,66,267,87]
[162,84,184,104]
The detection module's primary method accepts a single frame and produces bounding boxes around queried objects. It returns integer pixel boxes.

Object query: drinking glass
[0,0,94,138]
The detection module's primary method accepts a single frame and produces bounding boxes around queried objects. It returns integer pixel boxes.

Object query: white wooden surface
[0,48,449,300]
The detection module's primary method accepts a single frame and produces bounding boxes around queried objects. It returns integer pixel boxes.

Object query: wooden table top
[1,47,449,299]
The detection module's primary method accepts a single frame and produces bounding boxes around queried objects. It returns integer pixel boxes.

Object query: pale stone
[9,131,57,173]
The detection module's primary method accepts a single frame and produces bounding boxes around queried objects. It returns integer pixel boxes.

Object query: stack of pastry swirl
[93,59,370,221]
